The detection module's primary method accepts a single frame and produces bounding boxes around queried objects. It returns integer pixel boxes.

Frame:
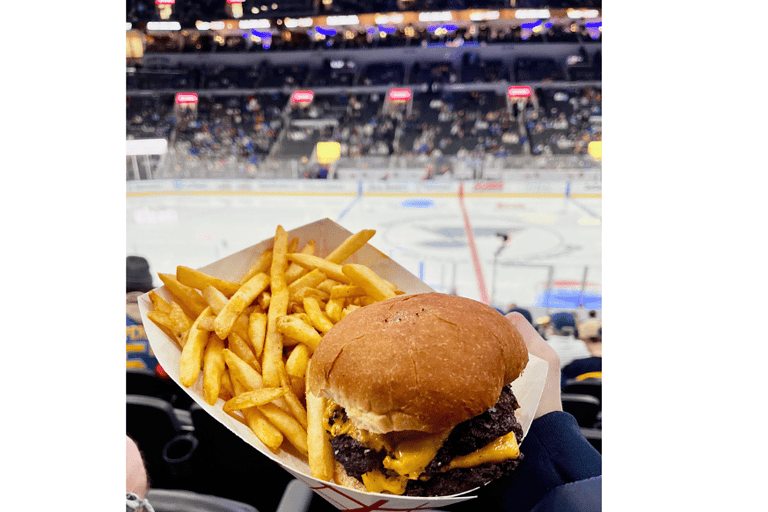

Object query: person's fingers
[506,312,562,418]
[126,436,149,499]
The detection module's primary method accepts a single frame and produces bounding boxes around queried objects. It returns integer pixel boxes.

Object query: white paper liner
[139,218,548,511]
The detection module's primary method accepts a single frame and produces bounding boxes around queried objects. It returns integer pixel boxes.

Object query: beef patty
[329,385,524,496]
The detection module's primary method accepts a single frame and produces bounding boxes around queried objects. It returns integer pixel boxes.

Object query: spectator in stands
[578,310,602,344]
[543,312,592,368]
[506,304,534,326]
[127,256,160,374]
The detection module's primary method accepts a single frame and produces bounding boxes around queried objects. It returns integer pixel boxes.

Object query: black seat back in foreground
[560,393,601,429]
[127,368,194,409]
[563,377,602,405]
[146,489,259,512]
[127,394,198,489]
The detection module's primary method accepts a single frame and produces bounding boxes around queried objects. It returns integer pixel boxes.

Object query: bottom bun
[334,462,368,492]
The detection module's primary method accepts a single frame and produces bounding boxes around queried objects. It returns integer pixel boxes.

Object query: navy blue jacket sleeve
[446,411,602,512]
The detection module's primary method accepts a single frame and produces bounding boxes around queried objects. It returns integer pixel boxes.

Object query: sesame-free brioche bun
[307,292,528,434]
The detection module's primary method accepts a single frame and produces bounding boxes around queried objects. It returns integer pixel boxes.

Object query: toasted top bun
[307,293,528,434]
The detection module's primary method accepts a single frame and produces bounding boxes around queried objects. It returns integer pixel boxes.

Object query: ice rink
[126,180,601,312]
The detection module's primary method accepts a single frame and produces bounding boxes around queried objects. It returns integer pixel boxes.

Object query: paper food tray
[139,218,548,511]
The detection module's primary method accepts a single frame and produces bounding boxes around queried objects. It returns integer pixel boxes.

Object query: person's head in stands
[127,256,153,294]
[507,306,533,325]
[547,312,578,338]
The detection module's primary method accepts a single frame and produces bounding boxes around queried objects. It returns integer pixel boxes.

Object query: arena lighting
[388,88,412,101]
[147,21,181,31]
[508,86,532,98]
[375,13,404,24]
[567,9,600,19]
[515,9,550,19]
[226,0,244,3]
[175,93,199,104]
[154,0,175,4]
[239,19,271,29]
[419,11,453,22]
[284,17,313,28]
[291,90,314,103]
[316,27,337,36]
[469,10,500,21]
[325,15,359,26]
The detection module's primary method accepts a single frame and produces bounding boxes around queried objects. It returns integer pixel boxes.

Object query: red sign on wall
[175,93,198,104]
[291,90,315,103]
[388,88,412,101]
[508,86,532,98]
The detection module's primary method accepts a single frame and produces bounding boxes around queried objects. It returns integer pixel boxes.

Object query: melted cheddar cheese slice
[445,430,520,470]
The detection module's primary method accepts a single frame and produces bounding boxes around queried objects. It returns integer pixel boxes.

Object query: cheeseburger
[307,292,529,496]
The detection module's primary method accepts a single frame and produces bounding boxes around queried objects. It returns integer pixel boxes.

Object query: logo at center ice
[415,226,524,249]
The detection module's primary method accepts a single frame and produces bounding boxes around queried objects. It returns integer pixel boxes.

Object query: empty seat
[563,377,602,405]
[561,393,601,428]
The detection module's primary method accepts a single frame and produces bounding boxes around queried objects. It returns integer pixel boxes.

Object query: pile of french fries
[145,225,400,479]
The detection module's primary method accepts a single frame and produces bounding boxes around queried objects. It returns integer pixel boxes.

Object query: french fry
[177,266,240,297]
[329,284,367,299]
[223,349,264,391]
[223,387,288,413]
[179,307,214,387]
[341,303,361,319]
[302,297,334,334]
[285,254,351,284]
[285,240,316,284]
[213,273,270,340]
[258,402,308,455]
[325,297,345,324]
[203,334,226,405]
[341,263,397,302]
[168,302,193,335]
[196,315,215,332]
[287,268,327,296]
[239,248,272,285]
[248,311,267,358]
[262,287,289,387]
[316,279,342,295]
[232,378,283,452]
[324,229,376,264]
[282,387,309,431]
[291,286,329,305]
[276,315,322,352]
[306,391,334,481]
[158,273,208,319]
[145,310,181,346]
[202,285,229,314]
[220,368,234,401]
[232,308,255,348]
[257,290,271,310]
[285,344,310,379]
[228,331,261,373]
[148,290,173,315]
[290,375,306,402]
[270,225,289,292]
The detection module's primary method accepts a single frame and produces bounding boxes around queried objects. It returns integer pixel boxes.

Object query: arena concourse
[125,1,603,511]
